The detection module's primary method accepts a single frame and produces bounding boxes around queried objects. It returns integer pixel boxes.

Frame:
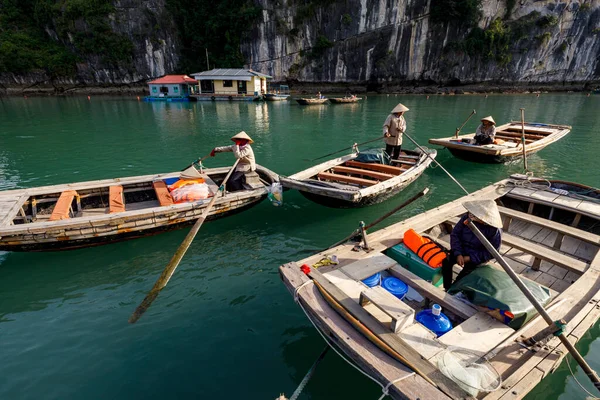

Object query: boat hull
[296,98,328,105]
[447,146,544,163]
[264,94,290,101]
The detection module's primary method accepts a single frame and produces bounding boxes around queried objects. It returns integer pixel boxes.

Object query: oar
[466,219,600,395]
[454,109,476,138]
[403,132,470,195]
[520,108,528,171]
[323,187,429,251]
[180,154,211,171]
[129,159,241,324]
[303,136,384,162]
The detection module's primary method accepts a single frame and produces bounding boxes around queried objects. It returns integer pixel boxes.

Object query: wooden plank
[552,195,582,209]
[317,172,378,187]
[399,323,446,360]
[389,264,478,320]
[360,286,415,333]
[438,312,514,358]
[323,269,369,301]
[576,200,600,216]
[309,267,471,399]
[497,205,600,245]
[509,187,537,197]
[534,272,557,288]
[280,263,451,400]
[529,190,560,202]
[501,232,589,274]
[345,160,403,175]
[341,253,398,281]
[332,166,394,181]
[495,368,544,399]
[0,194,29,226]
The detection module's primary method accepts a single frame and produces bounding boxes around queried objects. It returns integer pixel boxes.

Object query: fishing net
[437,347,502,396]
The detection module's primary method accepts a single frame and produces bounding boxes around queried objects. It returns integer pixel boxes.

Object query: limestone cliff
[242,0,600,86]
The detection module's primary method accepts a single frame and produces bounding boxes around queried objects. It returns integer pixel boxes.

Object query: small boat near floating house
[280,148,436,208]
[264,84,290,101]
[296,97,328,105]
[190,68,271,101]
[428,122,571,163]
[144,75,198,102]
[280,175,600,399]
[329,96,362,104]
[0,165,278,251]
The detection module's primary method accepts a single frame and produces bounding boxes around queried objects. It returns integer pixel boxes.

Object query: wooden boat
[329,97,362,104]
[296,98,328,105]
[428,122,571,163]
[264,84,290,101]
[0,165,278,252]
[280,148,436,207]
[280,174,600,399]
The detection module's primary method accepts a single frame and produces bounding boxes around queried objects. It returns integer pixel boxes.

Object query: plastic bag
[267,182,283,206]
[354,148,390,164]
[171,183,213,203]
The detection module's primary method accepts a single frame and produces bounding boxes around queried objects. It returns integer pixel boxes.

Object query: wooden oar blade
[128,290,160,324]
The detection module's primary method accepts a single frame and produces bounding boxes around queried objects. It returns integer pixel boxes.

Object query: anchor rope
[292,281,411,399]
[566,354,600,399]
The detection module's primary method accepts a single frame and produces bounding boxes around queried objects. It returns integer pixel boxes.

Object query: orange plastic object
[168,178,206,191]
[49,190,78,221]
[109,185,125,213]
[153,181,174,206]
[403,229,446,268]
[493,138,505,145]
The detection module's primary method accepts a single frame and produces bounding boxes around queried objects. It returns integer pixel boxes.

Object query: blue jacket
[450,214,502,265]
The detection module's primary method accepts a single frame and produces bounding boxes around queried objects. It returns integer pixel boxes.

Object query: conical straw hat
[481,116,496,125]
[463,200,503,229]
[391,103,409,113]
[231,131,254,144]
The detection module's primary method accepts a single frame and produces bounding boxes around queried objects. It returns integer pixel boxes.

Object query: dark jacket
[450,214,502,265]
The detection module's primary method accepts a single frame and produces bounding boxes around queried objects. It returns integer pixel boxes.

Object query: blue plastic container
[362,272,381,287]
[381,277,409,300]
[416,304,453,337]
[163,177,179,186]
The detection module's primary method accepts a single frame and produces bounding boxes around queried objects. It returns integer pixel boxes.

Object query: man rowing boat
[210,131,256,191]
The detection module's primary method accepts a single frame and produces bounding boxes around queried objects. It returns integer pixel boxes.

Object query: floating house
[190,68,271,101]
[145,75,198,102]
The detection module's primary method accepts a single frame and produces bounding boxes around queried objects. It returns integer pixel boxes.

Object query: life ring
[211,96,215,101]
[228,95,233,100]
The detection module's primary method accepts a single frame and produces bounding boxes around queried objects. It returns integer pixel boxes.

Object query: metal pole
[455,109,476,138]
[466,219,600,393]
[403,132,470,195]
[205,48,210,70]
[520,108,528,171]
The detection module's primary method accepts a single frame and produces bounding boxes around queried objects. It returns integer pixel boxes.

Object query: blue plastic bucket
[381,277,408,300]
[362,272,381,287]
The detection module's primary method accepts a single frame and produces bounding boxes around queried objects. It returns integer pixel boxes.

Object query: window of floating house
[223,80,233,87]
[152,86,157,93]
[174,86,179,93]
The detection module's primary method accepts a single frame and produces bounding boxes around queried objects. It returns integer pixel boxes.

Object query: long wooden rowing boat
[329,97,362,103]
[428,122,571,163]
[280,175,600,399]
[280,148,436,208]
[296,98,328,105]
[0,165,278,252]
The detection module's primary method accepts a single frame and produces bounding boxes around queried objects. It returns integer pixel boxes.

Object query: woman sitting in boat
[442,200,503,291]
[383,103,409,160]
[210,131,256,192]
[474,116,496,145]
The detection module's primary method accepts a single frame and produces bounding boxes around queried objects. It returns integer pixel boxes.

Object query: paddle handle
[455,109,476,138]
[129,159,241,324]
[520,108,528,170]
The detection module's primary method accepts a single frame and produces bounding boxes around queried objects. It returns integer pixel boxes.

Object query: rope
[292,280,416,400]
[566,354,600,399]
[288,345,330,400]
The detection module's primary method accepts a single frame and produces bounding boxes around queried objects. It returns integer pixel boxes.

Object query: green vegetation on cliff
[0,0,133,78]
[165,0,261,72]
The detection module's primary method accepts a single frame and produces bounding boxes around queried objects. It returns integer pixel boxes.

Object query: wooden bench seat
[332,166,394,181]
[498,205,600,246]
[390,159,417,166]
[317,172,378,187]
[340,253,398,281]
[49,190,79,221]
[389,263,478,320]
[152,181,174,206]
[505,126,553,135]
[345,160,404,175]
[109,185,126,213]
[360,286,415,333]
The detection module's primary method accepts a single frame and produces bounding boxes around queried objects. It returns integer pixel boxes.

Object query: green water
[1,94,599,399]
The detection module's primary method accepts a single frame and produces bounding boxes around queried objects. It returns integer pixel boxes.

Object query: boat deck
[0,193,29,226]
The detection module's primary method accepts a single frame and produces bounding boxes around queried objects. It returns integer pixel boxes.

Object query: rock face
[241,0,600,86]
[0,0,180,90]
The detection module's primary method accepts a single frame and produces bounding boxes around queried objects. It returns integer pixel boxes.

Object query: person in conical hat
[474,115,496,145]
[442,200,503,291]
[382,103,409,160]
[210,131,256,191]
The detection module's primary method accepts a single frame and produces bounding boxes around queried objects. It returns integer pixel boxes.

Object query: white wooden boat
[296,98,328,105]
[329,97,362,104]
[0,165,278,252]
[280,175,600,399]
[428,122,571,163]
[280,148,436,207]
